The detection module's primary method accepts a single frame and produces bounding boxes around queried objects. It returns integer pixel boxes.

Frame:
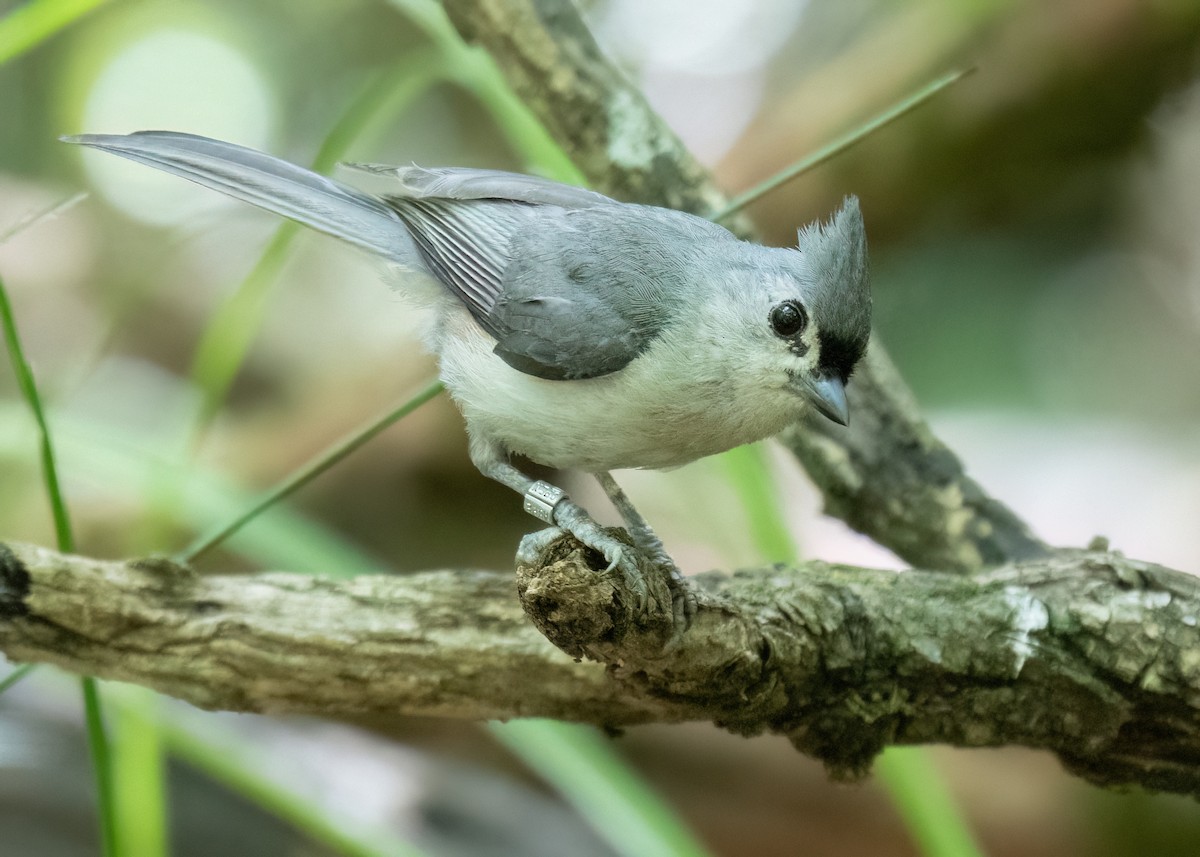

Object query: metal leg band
[523,481,567,524]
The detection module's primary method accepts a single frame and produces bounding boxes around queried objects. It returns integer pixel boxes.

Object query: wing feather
[391,197,727,381]
[389,198,535,335]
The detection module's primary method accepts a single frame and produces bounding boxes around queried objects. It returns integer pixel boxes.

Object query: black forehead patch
[810,283,871,381]
[817,329,868,382]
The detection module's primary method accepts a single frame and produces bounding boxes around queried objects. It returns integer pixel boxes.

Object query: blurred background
[1,0,1199,855]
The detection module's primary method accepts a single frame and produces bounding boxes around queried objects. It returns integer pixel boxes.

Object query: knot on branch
[513,528,676,660]
[0,542,31,618]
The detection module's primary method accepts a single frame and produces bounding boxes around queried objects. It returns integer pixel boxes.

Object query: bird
[62,131,871,626]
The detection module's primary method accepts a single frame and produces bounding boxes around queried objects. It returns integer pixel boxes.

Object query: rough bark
[3,540,1199,796]
[0,542,673,724]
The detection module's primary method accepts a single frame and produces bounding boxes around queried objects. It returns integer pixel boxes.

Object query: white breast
[432,308,803,472]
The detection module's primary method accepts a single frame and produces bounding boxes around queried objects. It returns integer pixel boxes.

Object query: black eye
[770,300,808,338]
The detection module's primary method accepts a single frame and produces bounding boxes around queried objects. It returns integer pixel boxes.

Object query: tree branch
[4,539,1199,796]
[0,542,678,724]
[440,0,1048,571]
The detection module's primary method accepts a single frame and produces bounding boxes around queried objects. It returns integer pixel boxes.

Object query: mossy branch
[3,540,1198,797]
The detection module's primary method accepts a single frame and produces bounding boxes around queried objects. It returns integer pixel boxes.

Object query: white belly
[433,311,802,472]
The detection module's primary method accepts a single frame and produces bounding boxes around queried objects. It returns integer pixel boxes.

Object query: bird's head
[722,196,871,426]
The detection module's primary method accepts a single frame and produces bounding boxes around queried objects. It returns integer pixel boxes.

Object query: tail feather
[63,131,417,262]
[346,162,612,209]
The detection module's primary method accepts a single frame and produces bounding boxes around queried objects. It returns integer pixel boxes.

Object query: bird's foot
[628,537,696,631]
[517,518,652,613]
[516,512,695,641]
[519,481,696,641]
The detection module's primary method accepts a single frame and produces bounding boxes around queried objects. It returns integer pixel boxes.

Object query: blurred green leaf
[112,688,168,857]
[0,0,110,65]
[490,720,713,857]
[719,443,798,564]
[181,379,443,564]
[0,403,388,574]
[189,54,445,435]
[0,271,74,552]
[81,677,119,857]
[875,748,985,857]
[389,0,583,182]
[160,705,430,857]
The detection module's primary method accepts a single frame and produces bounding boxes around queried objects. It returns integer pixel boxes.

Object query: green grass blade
[489,720,713,857]
[0,272,75,553]
[875,748,985,857]
[719,444,798,564]
[162,714,429,857]
[188,54,444,435]
[2,269,123,856]
[306,56,445,176]
[0,662,37,696]
[389,0,583,182]
[112,688,168,857]
[180,379,443,563]
[81,677,119,856]
[188,222,298,433]
[711,68,973,221]
[0,0,110,65]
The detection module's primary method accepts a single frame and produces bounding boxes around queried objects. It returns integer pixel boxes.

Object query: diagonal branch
[3,540,1199,797]
[440,0,1048,572]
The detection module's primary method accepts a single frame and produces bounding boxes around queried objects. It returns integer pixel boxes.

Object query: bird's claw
[513,528,667,614]
[602,543,623,574]
[515,497,698,643]
[515,525,652,611]
[592,532,651,611]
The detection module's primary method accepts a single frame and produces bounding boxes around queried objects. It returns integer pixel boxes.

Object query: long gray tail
[63,131,416,262]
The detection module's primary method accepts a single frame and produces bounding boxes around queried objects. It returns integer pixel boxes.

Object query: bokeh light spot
[77,28,275,226]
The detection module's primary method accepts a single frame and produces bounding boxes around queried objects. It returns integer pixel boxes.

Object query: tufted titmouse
[63,131,871,622]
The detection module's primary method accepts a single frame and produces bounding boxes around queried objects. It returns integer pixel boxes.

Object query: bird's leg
[468,437,652,610]
[594,471,696,626]
[592,471,670,565]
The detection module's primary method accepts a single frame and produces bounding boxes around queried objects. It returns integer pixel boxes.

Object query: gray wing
[373,165,615,343]
[64,132,726,381]
[389,195,733,380]
[489,210,715,380]
[389,197,535,336]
